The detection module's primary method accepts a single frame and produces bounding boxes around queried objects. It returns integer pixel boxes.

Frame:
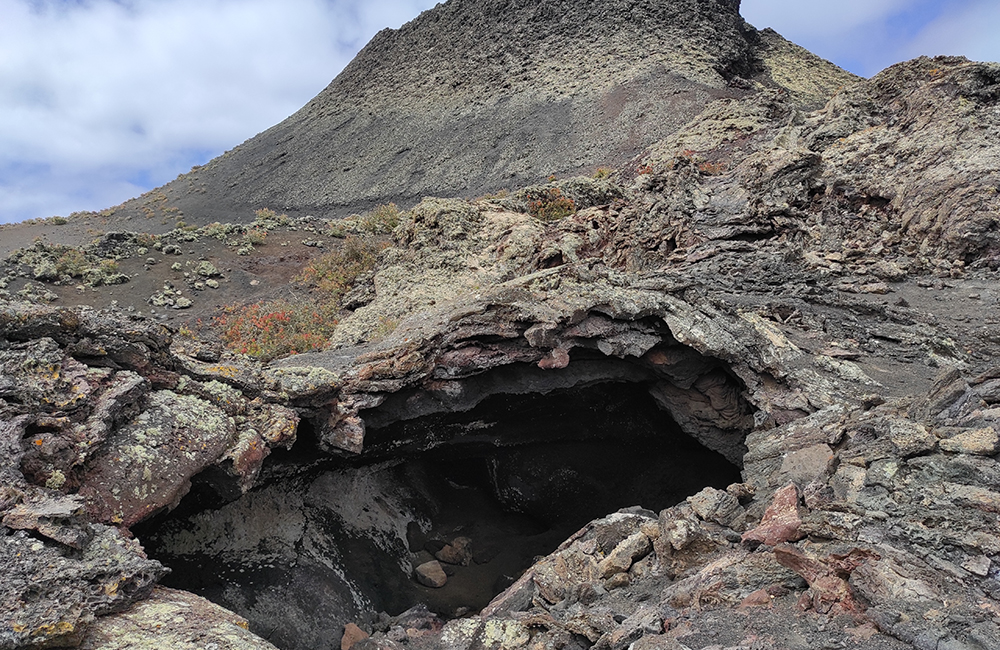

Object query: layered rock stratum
[2,1,1000,650]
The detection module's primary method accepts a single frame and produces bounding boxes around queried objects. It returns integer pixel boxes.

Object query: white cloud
[900,1,1000,64]
[2,0,997,224]
[740,0,912,39]
[0,0,437,223]
[742,0,1000,76]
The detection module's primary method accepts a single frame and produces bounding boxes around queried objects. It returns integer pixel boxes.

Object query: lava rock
[414,560,448,588]
[434,536,472,566]
[341,623,370,650]
[741,483,805,547]
[78,586,276,650]
[939,427,1000,456]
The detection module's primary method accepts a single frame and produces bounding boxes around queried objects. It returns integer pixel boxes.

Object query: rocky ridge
[1,4,1000,650]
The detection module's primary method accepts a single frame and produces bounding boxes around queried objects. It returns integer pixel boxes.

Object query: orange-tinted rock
[341,623,370,650]
[742,483,805,546]
[737,589,773,609]
[774,545,876,615]
[415,560,448,588]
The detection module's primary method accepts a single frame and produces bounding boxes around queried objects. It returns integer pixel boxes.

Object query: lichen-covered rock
[938,427,1000,456]
[78,391,236,527]
[0,525,165,650]
[77,586,277,650]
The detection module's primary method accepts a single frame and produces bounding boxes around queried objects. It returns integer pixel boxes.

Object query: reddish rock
[341,623,370,650]
[538,347,570,369]
[774,545,876,614]
[742,483,805,546]
[737,589,773,609]
[320,413,366,455]
[435,536,472,566]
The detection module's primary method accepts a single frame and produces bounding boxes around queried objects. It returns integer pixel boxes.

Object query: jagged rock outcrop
[102,0,854,226]
[2,2,1000,650]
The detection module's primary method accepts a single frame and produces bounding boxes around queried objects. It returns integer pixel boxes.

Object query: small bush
[254,208,290,229]
[55,249,89,277]
[592,167,613,180]
[212,236,385,360]
[98,259,120,274]
[329,204,404,237]
[213,300,340,361]
[527,187,576,221]
[360,203,402,234]
[203,222,234,240]
[296,236,383,302]
[481,188,510,200]
[243,227,267,246]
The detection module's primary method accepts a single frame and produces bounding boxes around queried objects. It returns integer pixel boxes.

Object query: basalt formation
[2,1,1000,650]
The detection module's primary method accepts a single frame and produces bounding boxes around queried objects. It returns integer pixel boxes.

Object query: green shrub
[203,222,234,240]
[527,187,576,221]
[296,236,383,302]
[481,189,510,200]
[243,227,267,246]
[55,249,89,277]
[360,203,402,234]
[253,208,290,229]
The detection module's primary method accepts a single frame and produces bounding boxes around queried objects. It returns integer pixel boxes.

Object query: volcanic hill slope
[95,0,855,228]
[3,2,1000,650]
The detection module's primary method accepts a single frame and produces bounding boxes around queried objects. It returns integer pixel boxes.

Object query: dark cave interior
[135,378,745,650]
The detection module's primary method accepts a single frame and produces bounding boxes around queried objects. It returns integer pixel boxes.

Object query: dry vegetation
[213,236,386,361]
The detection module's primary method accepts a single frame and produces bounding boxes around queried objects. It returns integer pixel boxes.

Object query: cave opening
[135,367,747,650]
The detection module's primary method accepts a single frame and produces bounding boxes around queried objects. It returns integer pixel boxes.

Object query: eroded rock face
[0,304,298,649]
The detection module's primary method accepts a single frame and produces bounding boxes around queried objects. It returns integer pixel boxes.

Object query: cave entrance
[136,371,746,650]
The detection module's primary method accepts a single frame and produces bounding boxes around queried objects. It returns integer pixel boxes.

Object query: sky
[1,0,998,225]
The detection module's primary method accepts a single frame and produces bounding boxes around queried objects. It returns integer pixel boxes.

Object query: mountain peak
[104,0,853,225]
